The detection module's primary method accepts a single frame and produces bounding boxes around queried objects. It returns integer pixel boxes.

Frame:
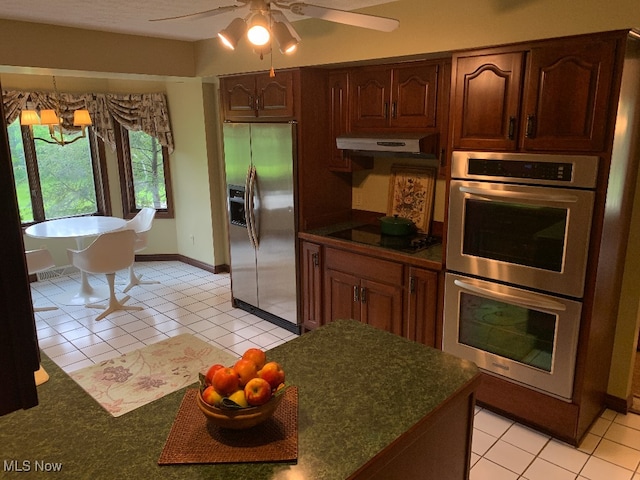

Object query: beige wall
[2,0,640,402]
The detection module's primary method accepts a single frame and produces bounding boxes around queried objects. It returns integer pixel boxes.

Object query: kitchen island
[0,320,479,479]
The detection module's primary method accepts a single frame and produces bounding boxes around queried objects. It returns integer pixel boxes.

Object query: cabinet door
[324,268,360,325]
[451,52,525,150]
[328,71,351,171]
[220,74,257,120]
[391,63,439,129]
[521,37,617,152]
[406,267,438,347]
[256,71,295,118]
[360,278,404,336]
[350,66,391,130]
[301,242,323,331]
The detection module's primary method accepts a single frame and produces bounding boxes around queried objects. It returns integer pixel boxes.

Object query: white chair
[25,248,58,312]
[122,207,159,293]
[67,229,143,321]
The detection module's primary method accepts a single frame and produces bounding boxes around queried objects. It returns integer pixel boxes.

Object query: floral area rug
[69,334,235,417]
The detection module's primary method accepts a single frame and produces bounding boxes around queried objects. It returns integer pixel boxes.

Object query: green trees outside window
[7,119,106,224]
[128,129,168,210]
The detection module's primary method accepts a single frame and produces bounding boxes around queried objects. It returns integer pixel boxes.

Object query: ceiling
[0,0,398,42]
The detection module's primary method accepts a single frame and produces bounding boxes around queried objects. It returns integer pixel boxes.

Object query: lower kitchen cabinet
[301,241,323,332]
[301,241,440,345]
[406,267,438,347]
[324,248,404,335]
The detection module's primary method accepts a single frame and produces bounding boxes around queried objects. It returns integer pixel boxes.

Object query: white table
[25,216,127,306]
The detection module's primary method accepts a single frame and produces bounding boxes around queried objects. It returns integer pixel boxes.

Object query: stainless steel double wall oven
[444,151,599,401]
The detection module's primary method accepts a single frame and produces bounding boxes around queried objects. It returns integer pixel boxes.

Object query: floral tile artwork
[387,165,437,233]
[69,334,235,417]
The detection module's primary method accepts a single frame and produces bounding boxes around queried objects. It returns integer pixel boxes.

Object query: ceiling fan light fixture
[247,13,270,46]
[218,17,247,50]
[272,21,298,54]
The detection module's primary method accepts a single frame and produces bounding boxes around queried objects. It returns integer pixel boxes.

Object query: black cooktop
[328,224,440,253]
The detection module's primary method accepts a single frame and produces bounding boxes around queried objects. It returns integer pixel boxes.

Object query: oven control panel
[451,151,599,188]
[468,159,572,181]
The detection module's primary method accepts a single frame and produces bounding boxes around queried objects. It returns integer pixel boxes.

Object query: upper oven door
[446,180,595,298]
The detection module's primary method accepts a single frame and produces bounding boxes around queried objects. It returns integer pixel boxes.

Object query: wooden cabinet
[328,70,373,172]
[405,267,438,347]
[350,61,441,131]
[324,247,404,336]
[301,241,323,331]
[451,33,618,152]
[220,70,295,120]
[451,52,525,151]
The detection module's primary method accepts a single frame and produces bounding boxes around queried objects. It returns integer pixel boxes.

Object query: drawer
[325,247,404,285]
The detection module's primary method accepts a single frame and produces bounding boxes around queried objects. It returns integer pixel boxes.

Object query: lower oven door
[443,273,582,401]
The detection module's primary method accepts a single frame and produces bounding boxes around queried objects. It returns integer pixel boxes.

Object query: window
[7,119,110,224]
[115,123,174,220]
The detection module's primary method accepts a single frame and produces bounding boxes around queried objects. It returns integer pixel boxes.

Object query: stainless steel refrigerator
[223,122,299,332]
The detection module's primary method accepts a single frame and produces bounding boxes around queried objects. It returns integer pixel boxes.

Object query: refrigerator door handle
[246,165,259,248]
[244,166,257,249]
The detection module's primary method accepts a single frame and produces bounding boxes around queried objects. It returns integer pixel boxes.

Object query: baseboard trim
[135,253,229,275]
[605,392,633,414]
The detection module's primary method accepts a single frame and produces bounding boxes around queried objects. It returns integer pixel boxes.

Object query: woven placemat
[158,387,298,465]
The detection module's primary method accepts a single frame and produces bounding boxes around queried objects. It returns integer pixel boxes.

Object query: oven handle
[458,185,579,204]
[453,279,567,312]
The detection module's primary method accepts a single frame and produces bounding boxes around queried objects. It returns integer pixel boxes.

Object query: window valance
[2,90,174,153]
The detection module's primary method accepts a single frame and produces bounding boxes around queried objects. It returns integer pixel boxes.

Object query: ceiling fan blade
[149,5,242,22]
[287,3,399,32]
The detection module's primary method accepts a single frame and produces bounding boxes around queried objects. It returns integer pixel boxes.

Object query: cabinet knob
[353,285,360,303]
[360,287,367,303]
[312,252,319,267]
[391,101,397,119]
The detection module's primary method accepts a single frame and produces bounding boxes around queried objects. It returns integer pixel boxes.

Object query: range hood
[336,132,439,158]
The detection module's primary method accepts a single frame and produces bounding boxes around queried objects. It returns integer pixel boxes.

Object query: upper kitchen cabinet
[450,52,524,151]
[220,70,295,120]
[349,61,441,131]
[451,31,620,152]
[327,70,373,172]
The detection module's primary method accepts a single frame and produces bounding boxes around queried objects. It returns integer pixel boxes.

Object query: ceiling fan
[150,1,399,56]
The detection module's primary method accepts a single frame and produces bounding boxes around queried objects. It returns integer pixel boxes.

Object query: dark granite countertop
[299,223,443,271]
[0,320,478,479]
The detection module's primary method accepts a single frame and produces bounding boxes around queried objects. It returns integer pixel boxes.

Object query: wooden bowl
[196,390,284,430]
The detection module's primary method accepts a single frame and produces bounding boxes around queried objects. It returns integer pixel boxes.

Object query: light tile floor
[30,261,640,480]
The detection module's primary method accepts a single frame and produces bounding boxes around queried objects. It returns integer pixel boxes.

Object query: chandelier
[20,76,93,146]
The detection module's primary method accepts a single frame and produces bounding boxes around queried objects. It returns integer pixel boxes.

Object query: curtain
[2,89,174,153]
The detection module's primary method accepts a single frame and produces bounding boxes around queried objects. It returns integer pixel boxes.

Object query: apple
[258,361,285,390]
[212,367,240,396]
[201,385,223,407]
[228,389,249,408]
[204,363,225,386]
[244,377,272,406]
[242,348,267,370]
[233,358,259,387]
